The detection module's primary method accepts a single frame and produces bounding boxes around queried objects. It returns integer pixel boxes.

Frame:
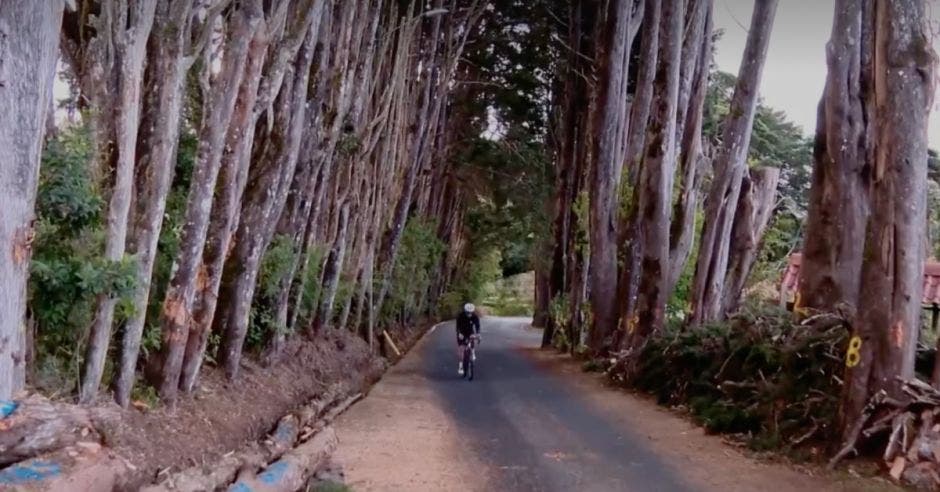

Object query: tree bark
[622,0,683,353]
[842,0,934,442]
[155,4,261,405]
[685,0,777,328]
[180,0,329,391]
[80,0,157,404]
[311,203,351,333]
[587,0,643,353]
[613,0,659,349]
[217,22,320,380]
[114,0,216,408]
[665,0,712,295]
[0,0,64,400]
[798,0,873,316]
[721,166,780,315]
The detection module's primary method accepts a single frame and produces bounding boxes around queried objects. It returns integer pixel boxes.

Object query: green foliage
[614,305,845,454]
[440,248,502,316]
[548,294,571,351]
[295,244,328,327]
[481,272,534,316]
[307,482,352,492]
[383,218,445,322]
[667,211,703,320]
[247,235,297,350]
[458,137,552,277]
[29,125,138,392]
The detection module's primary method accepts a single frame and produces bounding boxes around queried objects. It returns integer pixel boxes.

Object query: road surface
[332,317,885,492]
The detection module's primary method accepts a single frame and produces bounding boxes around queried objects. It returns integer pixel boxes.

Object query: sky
[712,0,940,148]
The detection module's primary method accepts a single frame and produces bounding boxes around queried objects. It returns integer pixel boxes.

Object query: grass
[307,481,353,492]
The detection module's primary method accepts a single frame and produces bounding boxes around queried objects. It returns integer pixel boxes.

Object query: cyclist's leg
[457,338,466,374]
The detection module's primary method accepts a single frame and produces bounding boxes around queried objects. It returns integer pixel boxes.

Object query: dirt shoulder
[524,347,901,492]
[91,324,426,489]
[331,323,489,492]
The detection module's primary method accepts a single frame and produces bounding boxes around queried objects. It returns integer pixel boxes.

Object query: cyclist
[456,303,481,375]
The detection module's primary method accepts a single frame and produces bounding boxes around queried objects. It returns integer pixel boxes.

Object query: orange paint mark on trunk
[891,321,904,349]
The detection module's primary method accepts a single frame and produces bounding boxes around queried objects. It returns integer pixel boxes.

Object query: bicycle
[462,334,480,381]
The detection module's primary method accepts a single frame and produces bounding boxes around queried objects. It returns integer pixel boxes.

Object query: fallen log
[298,393,362,441]
[139,444,266,492]
[0,442,130,492]
[0,394,115,466]
[225,427,338,492]
[143,384,349,492]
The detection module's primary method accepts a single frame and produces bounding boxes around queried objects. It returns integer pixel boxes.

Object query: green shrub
[247,234,297,350]
[615,305,846,454]
[439,248,502,316]
[383,218,445,322]
[29,125,138,392]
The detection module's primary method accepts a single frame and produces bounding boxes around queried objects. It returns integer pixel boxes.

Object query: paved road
[427,317,692,491]
[335,317,692,491]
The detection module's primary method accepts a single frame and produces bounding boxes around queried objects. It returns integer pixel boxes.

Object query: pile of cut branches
[607,306,849,453]
[831,379,940,490]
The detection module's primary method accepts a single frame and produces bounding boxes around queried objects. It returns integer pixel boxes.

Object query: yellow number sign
[846,336,862,368]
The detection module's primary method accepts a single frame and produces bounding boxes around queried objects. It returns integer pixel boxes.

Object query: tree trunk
[80,1,157,403]
[180,0,329,391]
[178,18,273,394]
[587,0,642,353]
[665,0,712,295]
[542,0,578,347]
[842,0,934,442]
[156,5,261,405]
[622,0,683,353]
[721,167,780,315]
[218,26,319,380]
[114,0,207,408]
[613,0,659,349]
[685,0,777,328]
[797,0,873,316]
[374,5,446,317]
[0,0,63,400]
[311,203,351,333]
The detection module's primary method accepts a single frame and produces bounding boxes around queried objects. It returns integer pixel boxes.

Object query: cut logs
[831,378,940,490]
[143,385,360,492]
[0,394,116,467]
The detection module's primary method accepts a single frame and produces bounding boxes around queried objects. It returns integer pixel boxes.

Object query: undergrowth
[611,305,847,458]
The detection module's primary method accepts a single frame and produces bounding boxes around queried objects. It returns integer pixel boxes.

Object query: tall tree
[77,0,157,403]
[721,166,780,314]
[614,0,659,348]
[0,0,65,400]
[586,0,643,353]
[114,0,226,408]
[155,1,266,404]
[216,2,329,380]
[797,0,873,316]
[621,0,684,354]
[666,0,712,295]
[840,0,935,444]
[686,0,778,327]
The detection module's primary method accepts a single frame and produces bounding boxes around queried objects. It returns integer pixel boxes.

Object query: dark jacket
[455,310,480,338]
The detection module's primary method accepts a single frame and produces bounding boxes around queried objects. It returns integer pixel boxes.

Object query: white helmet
[464,303,475,313]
